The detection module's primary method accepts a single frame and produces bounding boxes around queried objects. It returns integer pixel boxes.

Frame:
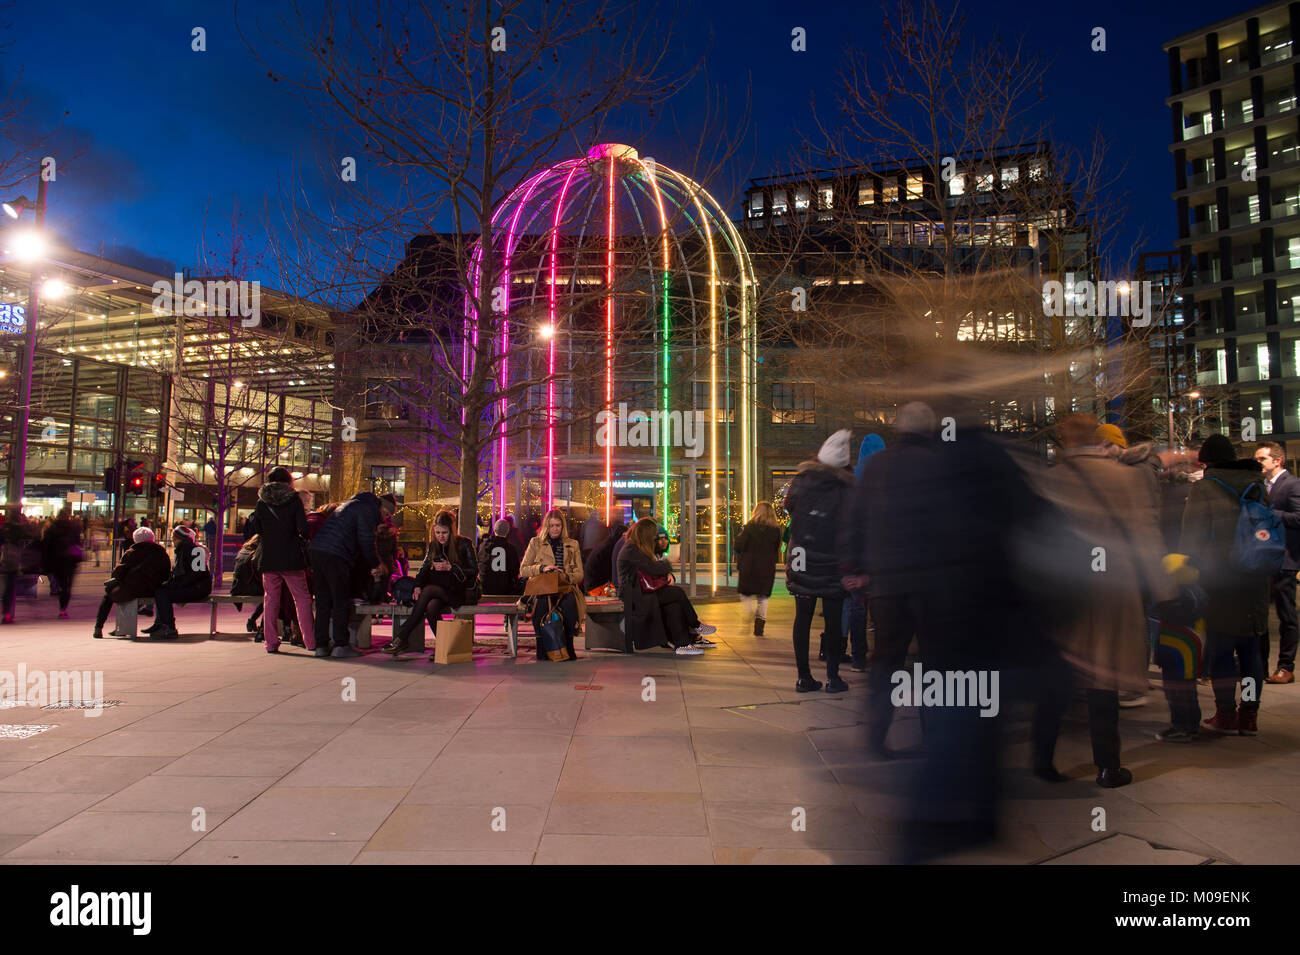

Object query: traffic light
[126,469,145,494]
[150,471,166,498]
[103,467,117,493]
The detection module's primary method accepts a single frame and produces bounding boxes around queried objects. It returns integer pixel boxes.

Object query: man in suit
[1257,442,1300,683]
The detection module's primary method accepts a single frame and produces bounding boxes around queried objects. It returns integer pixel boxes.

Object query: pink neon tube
[547,166,581,512]
[604,157,615,527]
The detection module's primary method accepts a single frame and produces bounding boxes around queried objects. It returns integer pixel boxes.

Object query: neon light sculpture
[468,145,757,591]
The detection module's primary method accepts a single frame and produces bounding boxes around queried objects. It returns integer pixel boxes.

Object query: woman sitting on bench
[617,517,717,656]
[91,527,171,639]
[382,509,479,656]
[520,509,585,661]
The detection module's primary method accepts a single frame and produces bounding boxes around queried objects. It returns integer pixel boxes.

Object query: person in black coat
[736,503,782,636]
[147,525,213,639]
[383,509,479,655]
[229,535,265,634]
[1257,442,1300,683]
[786,430,855,693]
[478,519,522,596]
[91,527,171,638]
[308,490,395,657]
[584,521,625,592]
[616,517,714,654]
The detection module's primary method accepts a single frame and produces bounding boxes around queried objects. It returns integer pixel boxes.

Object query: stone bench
[209,594,263,638]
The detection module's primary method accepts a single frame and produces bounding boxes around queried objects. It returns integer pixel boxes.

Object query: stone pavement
[0,583,1298,865]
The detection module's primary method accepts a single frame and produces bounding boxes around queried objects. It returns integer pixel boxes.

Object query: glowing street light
[8,229,47,262]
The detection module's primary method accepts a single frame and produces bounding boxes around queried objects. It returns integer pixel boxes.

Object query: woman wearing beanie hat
[147,525,212,639]
[785,430,855,693]
[91,527,172,639]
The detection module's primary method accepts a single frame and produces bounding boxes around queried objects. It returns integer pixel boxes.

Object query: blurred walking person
[41,507,84,619]
[478,519,522,597]
[1039,414,1174,787]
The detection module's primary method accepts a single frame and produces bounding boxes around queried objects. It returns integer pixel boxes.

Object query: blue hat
[855,434,887,482]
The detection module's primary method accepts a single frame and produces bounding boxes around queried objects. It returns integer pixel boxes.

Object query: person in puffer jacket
[148,525,212,639]
[786,429,854,694]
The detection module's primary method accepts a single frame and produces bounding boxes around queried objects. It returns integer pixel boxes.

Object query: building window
[1000,165,1019,185]
[948,172,965,196]
[794,187,811,211]
[858,182,875,205]
[771,189,788,215]
[818,185,833,209]
[882,180,899,203]
[1028,159,1047,181]
[975,169,994,192]
[693,381,736,422]
[365,379,409,420]
[749,193,764,217]
[905,174,924,200]
[771,382,815,424]
[370,465,406,502]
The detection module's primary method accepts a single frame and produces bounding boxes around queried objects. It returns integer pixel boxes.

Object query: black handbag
[392,576,416,606]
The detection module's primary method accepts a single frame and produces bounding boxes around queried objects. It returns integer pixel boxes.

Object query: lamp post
[3,177,48,510]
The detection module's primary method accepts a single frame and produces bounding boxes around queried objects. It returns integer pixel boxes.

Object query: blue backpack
[1206,477,1286,575]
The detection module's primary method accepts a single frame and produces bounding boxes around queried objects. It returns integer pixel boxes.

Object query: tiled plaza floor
[0,577,1297,864]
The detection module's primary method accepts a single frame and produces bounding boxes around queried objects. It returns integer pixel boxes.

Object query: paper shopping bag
[434,618,475,664]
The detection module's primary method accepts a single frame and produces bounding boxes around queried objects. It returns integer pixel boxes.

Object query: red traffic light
[127,471,145,493]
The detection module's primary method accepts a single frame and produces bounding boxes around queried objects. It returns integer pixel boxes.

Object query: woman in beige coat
[1040,414,1176,788]
[520,509,586,660]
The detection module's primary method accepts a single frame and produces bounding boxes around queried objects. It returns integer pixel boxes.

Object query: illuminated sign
[0,302,25,332]
[599,479,664,491]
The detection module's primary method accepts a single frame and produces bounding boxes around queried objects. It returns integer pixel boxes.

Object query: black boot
[382,631,409,654]
[753,617,765,636]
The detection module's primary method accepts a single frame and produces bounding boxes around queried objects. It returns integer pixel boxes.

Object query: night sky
[2,0,1241,289]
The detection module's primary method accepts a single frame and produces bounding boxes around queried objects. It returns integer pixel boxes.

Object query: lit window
[1028,159,1046,181]
[772,189,788,215]
[771,382,816,424]
[749,193,764,217]
[1000,166,1019,185]
[794,187,810,210]
[976,170,994,192]
[883,181,899,203]
[948,173,965,196]
[905,175,924,199]
[858,183,874,205]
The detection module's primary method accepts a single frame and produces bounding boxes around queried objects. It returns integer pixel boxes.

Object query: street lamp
[2,176,48,509]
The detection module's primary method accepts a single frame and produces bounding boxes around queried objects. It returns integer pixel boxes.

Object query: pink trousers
[262,570,315,651]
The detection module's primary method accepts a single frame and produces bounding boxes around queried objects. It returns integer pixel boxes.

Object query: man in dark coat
[308,491,395,657]
[1183,435,1271,735]
[478,519,522,596]
[147,525,213,639]
[92,527,171,639]
[246,468,315,652]
[584,521,625,591]
[786,429,855,693]
[1257,442,1300,684]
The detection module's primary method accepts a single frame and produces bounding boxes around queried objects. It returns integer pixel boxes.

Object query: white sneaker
[675,645,704,656]
[692,622,717,636]
[1118,692,1148,708]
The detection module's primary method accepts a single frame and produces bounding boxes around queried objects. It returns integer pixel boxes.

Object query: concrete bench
[209,594,263,638]
[582,598,628,653]
[352,603,419,650]
[111,598,148,638]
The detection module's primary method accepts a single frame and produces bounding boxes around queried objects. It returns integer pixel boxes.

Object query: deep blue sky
[1,0,1244,288]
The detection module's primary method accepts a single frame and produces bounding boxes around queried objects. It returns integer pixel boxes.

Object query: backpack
[1206,476,1286,575]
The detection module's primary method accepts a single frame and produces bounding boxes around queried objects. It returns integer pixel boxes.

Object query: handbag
[637,569,672,593]
[536,599,572,661]
[392,576,416,606]
[258,502,309,569]
[525,570,561,596]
